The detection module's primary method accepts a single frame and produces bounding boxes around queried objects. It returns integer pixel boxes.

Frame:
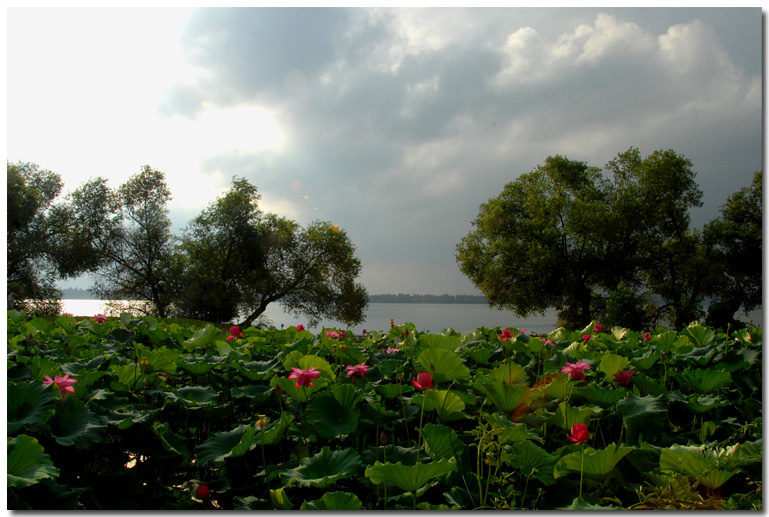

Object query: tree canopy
[456,148,760,330]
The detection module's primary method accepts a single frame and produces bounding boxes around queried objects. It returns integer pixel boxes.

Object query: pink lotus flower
[62,312,74,317]
[340,331,348,338]
[325,330,340,339]
[288,366,321,388]
[642,332,651,342]
[614,369,635,387]
[561,361,591,381]
[412,372,434,390]
[43,374,78,398]
[385,347,401,354]
[499,329,513,342]
[296,325,305,332]
[93,314,107,324]
[226,326,243,341]
[568,423,590,444]
[345,363,369,377]
[544,339,555,346]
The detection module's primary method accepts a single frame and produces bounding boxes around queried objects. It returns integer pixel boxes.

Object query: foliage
[6,161,92,314]
[457,148,759,330]
[65,166,178,317]
[7,311,762,510]
[178,177,368,327]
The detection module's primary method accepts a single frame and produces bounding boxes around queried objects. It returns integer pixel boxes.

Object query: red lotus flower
[43,374,78,398]
[582,334,591,343]
[614,369,635,387]
[568,423,590,444]
[593,323,603,333]
[296,325,305,332]
[196,484,211,500]
[288,366,321,388]
[561,361,591,381]
[642,332,651,342]
[92,314,107,324]
[499,329,513,342]
[226,326,243,341]
[412,372,434,390]
[346,363,369,377]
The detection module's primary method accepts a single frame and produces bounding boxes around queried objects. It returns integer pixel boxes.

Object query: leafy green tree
[456,155,610,329]
[67,166,178,317]
[178,177,368,327]
[6,161,94,314]
[457,148,708,330]
[703,171,762,329]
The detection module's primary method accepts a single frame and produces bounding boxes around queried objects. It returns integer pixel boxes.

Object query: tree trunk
[239,301,269,328]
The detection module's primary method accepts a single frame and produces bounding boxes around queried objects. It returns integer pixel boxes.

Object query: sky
[5,6,763,296]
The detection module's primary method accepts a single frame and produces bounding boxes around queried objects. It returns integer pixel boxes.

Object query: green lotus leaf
[181,324,220,352]
[280,446,362,489]
[300,491,364,510]
[195,424,257,465]
[678,369,732,394]
[152,421,192,462]
[544,375,572,400]
[305,390,361,439]
[282,352,336,383]
[232,384,273,403]
[559,497,620,510]
[8,381,57,434]
[269,488,294,510]
[550,400,597,430]
[684,394,725,414]
[554,443,633,481]
[234,357,281,381]
[484,412,543,443]
[597,353,630,381]
[736,347,761,366]
[683,324,715,348]
[365,457,457,492]
[507,440,558,485]
[48,397,106,449]
[616,394,667,445]
[631,349,661,371]
[7,435,60,488]
[172,386,219,406]
[109,364,146,389]
[630,373,667,397]
[257,413,294,445]
[574,383,627,408]
[215,340,232,356]
[472,380,528,413]
[19,356,61,379]
[465,342,500,364]
[416,348,470,384]
[177,356,216,375]
[653,329,689,354]
[413,389,466,422]
[679,345,716,365]
[659,444,738,489]
[422,423,466,463]
[375,383,411,399]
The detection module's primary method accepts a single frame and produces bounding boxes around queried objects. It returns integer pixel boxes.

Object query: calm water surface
[59,299,763,336]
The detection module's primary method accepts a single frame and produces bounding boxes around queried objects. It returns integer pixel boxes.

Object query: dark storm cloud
[160,8,761,294]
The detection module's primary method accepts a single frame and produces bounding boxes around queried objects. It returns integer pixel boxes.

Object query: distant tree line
[368,293,488,304]
[457,147,762,331]
[7,162,368,326]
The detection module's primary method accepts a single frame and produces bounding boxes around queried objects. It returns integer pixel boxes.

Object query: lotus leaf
[550,400,597,430]
[554,443,633,481]
[574,383,627,408]
[280,446,362,489]
[597,353,630,381]
[683,324,716,348]
[305,390,361,439]
[8,434,60,488]
[234,357,282,381]
[506,439,558,485]
[8,381,57,434]
[422,423,466,462]
[416,348,470,383]
[152,421,192,462]
[617,394,667,445]
[300,491,364,510]
[659,444,739,489]
[678,369,732,394]
[195,424,257,465]
[47,397,106,448]
[365,457,457,492]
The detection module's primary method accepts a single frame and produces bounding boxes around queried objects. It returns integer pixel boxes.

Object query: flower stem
[579,444,585,500]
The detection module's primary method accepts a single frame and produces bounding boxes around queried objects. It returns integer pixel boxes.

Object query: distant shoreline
[59,288,490,305]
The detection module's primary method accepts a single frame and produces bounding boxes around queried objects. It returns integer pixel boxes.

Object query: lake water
[59,299,763,336]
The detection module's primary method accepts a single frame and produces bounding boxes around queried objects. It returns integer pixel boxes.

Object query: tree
[703,170,762,329]
[6,161,94,314]
[457,148,708,330]
[178,177,368,327]
[68,166,178,317]
[456,155,611,329]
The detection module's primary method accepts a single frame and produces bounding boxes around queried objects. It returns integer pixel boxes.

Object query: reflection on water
[57,299,763,337]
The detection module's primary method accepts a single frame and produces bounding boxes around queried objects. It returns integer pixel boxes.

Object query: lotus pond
[6,311,762,510]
